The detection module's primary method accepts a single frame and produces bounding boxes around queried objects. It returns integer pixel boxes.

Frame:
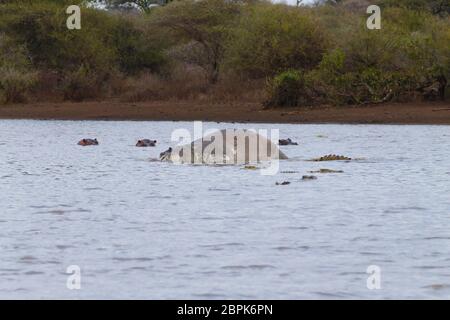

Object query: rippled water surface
[1,120,450,299]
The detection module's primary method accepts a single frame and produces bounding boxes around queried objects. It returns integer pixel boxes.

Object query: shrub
[301,6,450,105]
[61,66,95,101]
[305,49,423,105]
[120,66,209,102]
[0,0,448,105]
[0,67,37,104]
[378,0,449,17]
[226,4,328,78]
[0,34,37,103]
[151,0,241,83]
[0,1,170,101]
[264,70,306,108]
[110,15,169,75]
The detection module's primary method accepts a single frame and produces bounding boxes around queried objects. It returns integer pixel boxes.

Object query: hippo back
[167,129,287,164]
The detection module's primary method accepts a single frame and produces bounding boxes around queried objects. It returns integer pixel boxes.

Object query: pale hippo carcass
[159,129,288,164]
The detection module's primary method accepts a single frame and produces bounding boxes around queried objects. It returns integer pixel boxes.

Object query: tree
[380,0,450,17]
[226,4,328,78]
[317,0,449,16]
[151,0,241,83]
[91,0,171,12]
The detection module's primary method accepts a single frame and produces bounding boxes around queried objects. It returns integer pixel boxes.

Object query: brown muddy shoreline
[0,100,449,124]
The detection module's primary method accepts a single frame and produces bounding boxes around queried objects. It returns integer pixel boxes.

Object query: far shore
[0,100,450,125]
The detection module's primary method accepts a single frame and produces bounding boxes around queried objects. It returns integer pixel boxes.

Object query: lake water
[1,120,450,299]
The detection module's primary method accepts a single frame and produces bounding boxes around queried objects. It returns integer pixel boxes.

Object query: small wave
[34,208,92,215]
[359,251,383,256]
[22,172,40,176]
[337,271,364,276]
[312,291,356,299]
[112,257,154,262]
[0,268,20,272]
[384,206,427,214]
[423,236,450,240]
[201,242,244,248]
[29,205,54,209]
[221,264,275,270]
[413,265,448,270]
[123,266,151,271]
[55,245,74,250]
[273,246,310,251]
[285,226,309,230]
[23,271,45,275]
[192,293,226,299]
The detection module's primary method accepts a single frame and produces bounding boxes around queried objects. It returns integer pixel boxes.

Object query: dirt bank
[0,100,449,124]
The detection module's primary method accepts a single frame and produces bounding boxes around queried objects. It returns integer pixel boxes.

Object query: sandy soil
[0,100,449,124]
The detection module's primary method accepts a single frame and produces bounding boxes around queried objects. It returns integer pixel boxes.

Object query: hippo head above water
[136,139,157,147]
[77,138,99,146]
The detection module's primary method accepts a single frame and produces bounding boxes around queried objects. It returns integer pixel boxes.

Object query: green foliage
[0,2,149,73]
[105,0,169,12]
[0,34,37,103]
[0,0,169,102]
[0,0,448,105]
[227,4,328,78]
[111,17,168,74]
[323,0,449,16]
[0,2,118,100]
[151,0,241,83]
[378,0,449,17]
[61,64,108,101]
[264,70,306,107]
[299,6,450,106]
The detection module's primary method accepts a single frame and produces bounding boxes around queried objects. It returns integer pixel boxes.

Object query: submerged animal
[313,154,351,161]
[159,129,288,164]
[279,138,298,146]
[136,139,157,147]
[77,138,98,146]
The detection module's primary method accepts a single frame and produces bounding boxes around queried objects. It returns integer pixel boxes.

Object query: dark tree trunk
[438,75,447,101]
[209,60,219,84]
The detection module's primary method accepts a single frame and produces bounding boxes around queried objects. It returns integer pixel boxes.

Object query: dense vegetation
[0,0,448,106]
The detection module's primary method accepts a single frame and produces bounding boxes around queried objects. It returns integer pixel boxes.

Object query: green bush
[305,48,424,105]
[112,17,168,75]
[0,0,448,105]
[378,0,449,17]
[264,70,306,108]
[151,0,241,83]
[2,1,170,76]
[61,65,102,101]
[0,34,37,103]
[301,6,450,105]
[0,67,37,104]
[0,1,169,101]
[226,4,328,78]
